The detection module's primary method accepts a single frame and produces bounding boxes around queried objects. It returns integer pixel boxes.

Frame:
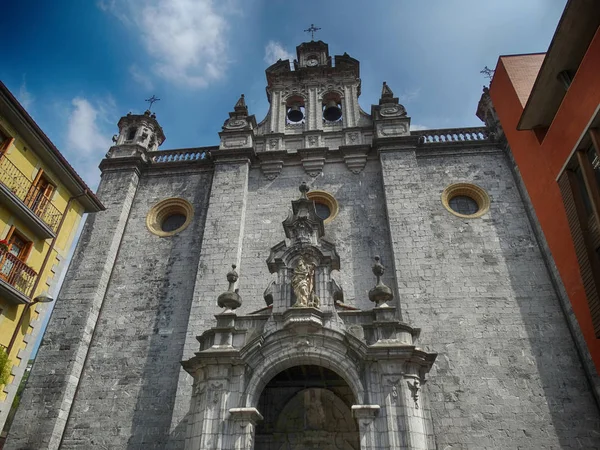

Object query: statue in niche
[291,257,319,308]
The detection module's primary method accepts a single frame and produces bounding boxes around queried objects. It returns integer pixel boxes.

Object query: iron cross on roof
[304,24,321,41]
[145,95,161,111]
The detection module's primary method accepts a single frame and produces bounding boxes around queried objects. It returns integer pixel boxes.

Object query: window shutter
[559,171,600,337]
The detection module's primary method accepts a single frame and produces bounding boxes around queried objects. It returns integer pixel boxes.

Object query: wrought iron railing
[0,248,36,297]
[412,127,489,144]
[0,157,63,232]
[151,149,208,163]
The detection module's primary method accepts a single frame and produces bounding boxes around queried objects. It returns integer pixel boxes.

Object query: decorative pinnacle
[368,255,393,307]
[299,182,309,199]
[218,264,242,311]
[234,94,246,110]
[227,264,239,287]
[298,181,310,200]
[372,255,384,283]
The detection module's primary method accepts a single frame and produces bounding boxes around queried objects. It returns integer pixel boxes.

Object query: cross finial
[304,23,321,41]
[145,95,161,111]
[480,66,495,80]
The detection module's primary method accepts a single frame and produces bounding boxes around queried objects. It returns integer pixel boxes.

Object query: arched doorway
[254,365,360,450]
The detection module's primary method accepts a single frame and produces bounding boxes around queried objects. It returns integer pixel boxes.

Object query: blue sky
[1,0,566,189]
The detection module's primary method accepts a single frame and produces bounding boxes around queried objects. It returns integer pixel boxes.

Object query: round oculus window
[161,213,187,232]
[442,183,490,219]
[146,198,193,237]
[306,190,339,224]
[315,203,331,220]
[448,195,479,216]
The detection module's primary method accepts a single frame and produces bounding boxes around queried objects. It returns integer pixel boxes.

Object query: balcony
[0,156,62,239]
[0,248,36,304]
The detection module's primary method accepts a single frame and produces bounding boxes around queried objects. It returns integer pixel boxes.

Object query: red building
[482,0,600,395]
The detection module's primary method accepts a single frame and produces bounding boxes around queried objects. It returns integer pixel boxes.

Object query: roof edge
[0,81,105,212]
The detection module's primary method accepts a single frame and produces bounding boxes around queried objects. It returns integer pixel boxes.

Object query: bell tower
[112,109,165,152]
[261,40,362,137]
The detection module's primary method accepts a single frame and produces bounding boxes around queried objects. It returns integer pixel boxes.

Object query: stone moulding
[298,147,328,177]
[257,150,287,180]
[339,145,370,174]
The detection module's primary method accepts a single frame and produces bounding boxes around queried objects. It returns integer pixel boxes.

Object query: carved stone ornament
[407,378,421,408]
[380,104,407,118]
[269,138,278,149]
[265,183,341,313]
[225,118,248,129]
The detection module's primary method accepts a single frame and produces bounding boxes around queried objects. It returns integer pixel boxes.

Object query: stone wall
[380,145,600,449]
[240,161,395,315]
[59,168,212,450]
[6,167,141,450]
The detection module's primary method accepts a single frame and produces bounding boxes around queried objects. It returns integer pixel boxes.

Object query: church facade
[6,40,600,449]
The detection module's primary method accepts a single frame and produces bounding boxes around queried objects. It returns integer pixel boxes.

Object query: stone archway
[254,365,360,450]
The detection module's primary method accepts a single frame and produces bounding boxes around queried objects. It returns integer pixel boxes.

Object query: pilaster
[5,159,142,450]
[170,150,251,445]
[378,140,421,321]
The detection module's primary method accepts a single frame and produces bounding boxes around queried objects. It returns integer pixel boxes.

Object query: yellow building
[0,82,104,429]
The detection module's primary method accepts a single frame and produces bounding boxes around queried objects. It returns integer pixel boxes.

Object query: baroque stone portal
[181,183,437,449]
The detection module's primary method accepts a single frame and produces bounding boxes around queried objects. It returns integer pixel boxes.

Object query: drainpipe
[4,192,86,358]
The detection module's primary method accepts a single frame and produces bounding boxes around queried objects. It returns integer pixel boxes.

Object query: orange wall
[490,27,600,373]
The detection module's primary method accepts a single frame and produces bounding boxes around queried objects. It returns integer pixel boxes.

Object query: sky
[0,0,568,190]
[0,0,568,354]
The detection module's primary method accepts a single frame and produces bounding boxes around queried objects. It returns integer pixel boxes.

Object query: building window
[127,127,137,141]
[306,190,339,224]
[442,183,490,219]
[558,128,600,337]
[161,214,187,233]
[449,195,479,215]
[0,227,34,294]
[146,198,193,237]
[26,171,55,217]
[0,127,14,157]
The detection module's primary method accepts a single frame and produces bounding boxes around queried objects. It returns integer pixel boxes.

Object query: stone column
[227,408,263,450]
[170,152,251,445]
[5,156,143,450]
[184,365,233,450]
[352,405,380,450]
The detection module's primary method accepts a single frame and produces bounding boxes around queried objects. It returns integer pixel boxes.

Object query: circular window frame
[146,198,194,237]
[442,183,490,219]
[306,190,339,224]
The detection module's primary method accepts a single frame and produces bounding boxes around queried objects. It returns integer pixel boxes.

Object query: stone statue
[291,257,319,308]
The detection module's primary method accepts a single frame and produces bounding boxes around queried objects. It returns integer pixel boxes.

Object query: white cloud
[64,96,116,189]
[66,97,111,155]
[100,0,233,88]
[18,77,34,110]
[264,41,294,65]
[410,124,429,131]
[129,65,154,91]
